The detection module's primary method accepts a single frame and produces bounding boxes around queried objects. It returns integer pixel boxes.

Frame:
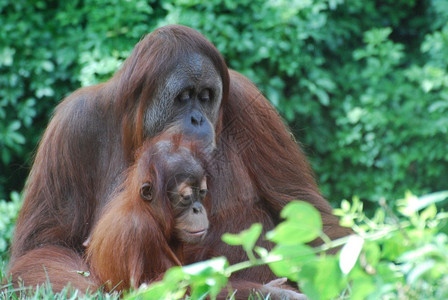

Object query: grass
[1,260,121,300]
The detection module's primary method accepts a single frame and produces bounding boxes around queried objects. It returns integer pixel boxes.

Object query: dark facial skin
[144,53,223,148]
[138,141,209,244]
[169,176,209,244]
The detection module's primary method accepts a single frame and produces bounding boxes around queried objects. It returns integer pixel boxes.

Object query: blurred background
[1,0,447,210]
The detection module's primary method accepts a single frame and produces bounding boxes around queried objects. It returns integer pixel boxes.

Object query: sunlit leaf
[268,244,315,281]
[349,267,375,300]
[266,201,322,244]
[182,257,228,277]
[339,235,364,275]
[415,192,448,211]
[363,241,381,267]
[280,201,322,226]
[222,223,262,253]
[267,221,318,244]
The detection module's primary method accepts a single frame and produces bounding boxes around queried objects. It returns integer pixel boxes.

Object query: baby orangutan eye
[139,182,153,201]
[181,194,192,203]
[199,189,208,198]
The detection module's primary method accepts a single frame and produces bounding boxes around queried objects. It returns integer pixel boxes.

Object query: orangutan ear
[139,182,153,202]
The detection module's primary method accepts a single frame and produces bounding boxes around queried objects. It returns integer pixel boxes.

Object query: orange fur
[85,177,180,291]
[7,246,96,293]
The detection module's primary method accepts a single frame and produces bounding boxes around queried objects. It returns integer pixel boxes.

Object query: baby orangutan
[86,133,209,291]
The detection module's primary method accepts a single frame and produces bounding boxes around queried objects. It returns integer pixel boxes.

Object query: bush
[0,192,21,261]
[0,0,157,198]
[125,191,448,299]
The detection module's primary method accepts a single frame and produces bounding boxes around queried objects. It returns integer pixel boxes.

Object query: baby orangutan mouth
[183,228,208,243]
[185,229,207,236]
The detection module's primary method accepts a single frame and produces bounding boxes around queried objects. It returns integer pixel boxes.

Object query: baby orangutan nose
[175,198,209,243]
[192,202,203,214]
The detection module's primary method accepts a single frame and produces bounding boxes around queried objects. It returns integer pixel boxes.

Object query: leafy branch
[127,191,448,300]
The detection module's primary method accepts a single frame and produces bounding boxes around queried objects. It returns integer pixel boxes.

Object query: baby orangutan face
[169,176,209,244]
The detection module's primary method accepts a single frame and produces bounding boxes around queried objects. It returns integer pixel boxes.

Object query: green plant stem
[245,249,257,263]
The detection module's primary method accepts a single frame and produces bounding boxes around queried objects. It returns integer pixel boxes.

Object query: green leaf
[163,266,187,283]
[363,241,381,267]
[190,284,210,300]
[8,120,21,131]
[296,262,319,300]
[268,244,315,281]
[222,223,262,253]
[254,246,269,258]
[339,235,364,275]
[183,257,229,299]
[364,27,392,45]
[420,204,437,223]
[415,191,448,211]
[130,281,186,300]
[267,220,320,244]
[182,257,229,277]
[348,267,375,300]
[397,244,439,263]
[407,260,436,285]
[315,257,345,300]
[267,202,322,244]
[280,201,322,228]
[41,60,55,72]
[298,256,344,300]
[0,47,15,67]
[382,232,407,260]
[9,132,25,144]
[126,266,187,300]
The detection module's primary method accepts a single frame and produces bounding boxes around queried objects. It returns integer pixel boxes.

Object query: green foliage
[0,0,157,199]
[123,193,448,300]
[333,191,448,299]
[126,257,229,300]
[267,201,323,244]
[2,194,448,299]
[0,192,21,260]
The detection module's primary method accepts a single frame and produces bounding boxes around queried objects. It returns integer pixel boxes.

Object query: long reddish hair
[114,25,230,161]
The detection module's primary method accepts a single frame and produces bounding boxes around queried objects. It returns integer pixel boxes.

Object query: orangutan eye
[199,89,211,102]
[199,189,208,198]
[181,194,192,203]
[178,90,192,103]
[139,182,153,202]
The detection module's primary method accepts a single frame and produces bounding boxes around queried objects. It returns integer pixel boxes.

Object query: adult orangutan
[7,25,351,295]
